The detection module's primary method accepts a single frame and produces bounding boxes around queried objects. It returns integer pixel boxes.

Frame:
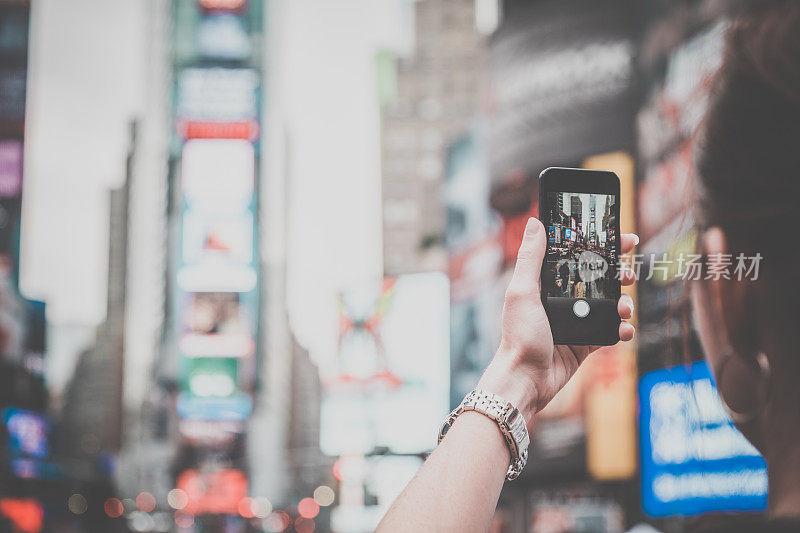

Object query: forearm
[377,411,509,532]
[377,353,537,533]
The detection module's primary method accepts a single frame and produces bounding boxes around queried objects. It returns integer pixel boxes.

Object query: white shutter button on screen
[573,299,590,318]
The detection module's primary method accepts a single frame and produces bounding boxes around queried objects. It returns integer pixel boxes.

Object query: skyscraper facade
[380,0,484,276]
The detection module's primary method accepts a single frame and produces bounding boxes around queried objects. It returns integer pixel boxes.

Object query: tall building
[115,0,172,503]
[59,123,132,460]
[380,0,484,276]
[570,195,583,229]
[54,127,135,531]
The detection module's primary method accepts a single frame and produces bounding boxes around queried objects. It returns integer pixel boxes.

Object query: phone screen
[541,191,618,300]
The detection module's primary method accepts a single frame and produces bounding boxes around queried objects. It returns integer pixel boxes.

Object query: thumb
[508,217,547,295]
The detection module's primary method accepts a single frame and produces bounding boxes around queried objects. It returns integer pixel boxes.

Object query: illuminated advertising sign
[0,499,43,533]
[178,419,244,446]
[177,68,258,121]
[445,128,505,409]
[198,14,251,60]
[183,357,239,397]
[2,408,53,480]
[487,0,636,184]
[547,226,557,243]
[181,139,254,210]
[178,291,255,357]
[0,141,22,198]
[182,211,253,264]
[197,0,248,11]
[178,119,260,141]
[320,273,450,455]
[639,361,767,516]
[177,469,248,515]
[177,392,252,421]
[2,408,48,459]
[178,264,257,293]
[171,0,260,462]
[179,210,257,293]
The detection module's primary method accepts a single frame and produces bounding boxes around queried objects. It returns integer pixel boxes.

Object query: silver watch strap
[438,389,530,480]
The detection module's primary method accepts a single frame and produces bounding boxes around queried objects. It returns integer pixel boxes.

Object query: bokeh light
[313,485,335,507]
[167,488,189,510]
[174,510,195,528]
[104,497,124,518]
[264,510,291,532]
[297,497,319,519]
[237,496,257,518]
[254,497,272,518]
[295,516,316,533]
[121,498,137,514]
[129,511,155,532]
[67,494,87,515]
[136,492,156,513]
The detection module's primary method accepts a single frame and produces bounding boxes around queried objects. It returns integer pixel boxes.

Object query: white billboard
[320,273,450,455]
[177,67,258,121]
[181,139,254,211]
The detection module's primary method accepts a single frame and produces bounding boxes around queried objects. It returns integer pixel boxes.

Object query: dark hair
[694,2,800,352]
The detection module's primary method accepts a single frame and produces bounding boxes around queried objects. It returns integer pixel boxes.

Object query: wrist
[477,348,540,423]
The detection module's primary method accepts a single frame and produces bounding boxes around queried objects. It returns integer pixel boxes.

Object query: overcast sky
[21,0,145,325]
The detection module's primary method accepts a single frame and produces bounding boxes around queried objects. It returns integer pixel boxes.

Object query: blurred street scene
[0,0,772,531]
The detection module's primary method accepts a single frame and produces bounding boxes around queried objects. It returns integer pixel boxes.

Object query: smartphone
[538,167,621,346]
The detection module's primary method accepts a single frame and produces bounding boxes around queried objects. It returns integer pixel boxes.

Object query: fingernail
[526,217,539,235]
[623,322,635,338]
[633,234,640,246]
[625,294,634,314]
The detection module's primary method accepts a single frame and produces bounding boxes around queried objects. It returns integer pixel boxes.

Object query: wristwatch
[438,389,530,480]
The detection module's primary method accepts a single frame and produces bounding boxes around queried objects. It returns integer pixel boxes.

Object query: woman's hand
[477,217,638,423]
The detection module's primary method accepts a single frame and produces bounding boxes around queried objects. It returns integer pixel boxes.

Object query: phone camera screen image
[542,191,618,301]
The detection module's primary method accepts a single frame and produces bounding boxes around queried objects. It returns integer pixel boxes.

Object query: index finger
[621,233,639,255]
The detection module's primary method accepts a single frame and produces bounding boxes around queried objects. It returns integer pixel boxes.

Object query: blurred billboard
[320,273,450,456]
[639,362,767,516]
[169,0,263,454]
[444,125,505,409]
[487,0,637,190]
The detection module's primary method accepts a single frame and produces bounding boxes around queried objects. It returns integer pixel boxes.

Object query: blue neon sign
[639,361,767,516]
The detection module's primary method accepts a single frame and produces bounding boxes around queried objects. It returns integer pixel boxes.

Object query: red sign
[498,198,538,266]
[0,500,43,533]
[177,469,248,515]
[197,0,248,12]
[178,120,260,141]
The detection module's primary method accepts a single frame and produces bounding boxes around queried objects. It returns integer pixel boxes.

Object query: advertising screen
[2,408,48,459]
[177,392,252,422]
[639,361,767,516]
[320,273,450,455]
[444,128,504,409]
[177,469,248,515]
[181,139,254,211]
[177,68,258,121]
[178,291,255,358]
[198,14,251,60]
[0,140,22,198]
[182,211,253,265]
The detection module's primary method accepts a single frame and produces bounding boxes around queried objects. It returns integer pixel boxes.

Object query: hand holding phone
[478,212,636,417]
[539,167,622,346]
